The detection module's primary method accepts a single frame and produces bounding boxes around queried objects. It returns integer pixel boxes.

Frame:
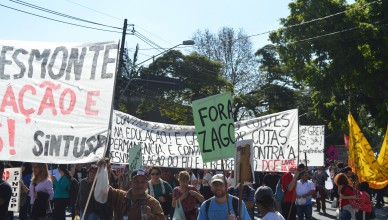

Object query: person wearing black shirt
[0,162,12,220]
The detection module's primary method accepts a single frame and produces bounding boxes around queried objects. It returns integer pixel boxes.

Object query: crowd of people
[0,159,386,220]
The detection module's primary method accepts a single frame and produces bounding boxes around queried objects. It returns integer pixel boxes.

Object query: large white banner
[0,40,118,163]
[110,109,299,172]
[299,125,325,166]
[3,167,22,212]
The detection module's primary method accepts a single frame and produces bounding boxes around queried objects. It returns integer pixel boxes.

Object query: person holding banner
[172,171,204,220]
[96,159,165,220]
[29,163,54,220]
[197,174,250,220]
[281,166,301,220]
[75,165,99,220]
[0,162,12,220]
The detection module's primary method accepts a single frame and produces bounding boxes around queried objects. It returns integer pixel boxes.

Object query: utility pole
[115,19,127,109]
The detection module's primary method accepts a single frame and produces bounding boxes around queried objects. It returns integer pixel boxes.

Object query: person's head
[22,162,32,176]
[211,174,227,198]
[178,171,190,187]
[31,163,49,183]
[334,173,350,186]
[358,181,369,192]
[87,165,97,182]
[298,164,306,172]
[130,170,150,196]
[255,186,275,214]
[342,166,353,178]
[58,164,72,179]
[337,162,344,169]
[300,170,309,182]
[149,166,162,180]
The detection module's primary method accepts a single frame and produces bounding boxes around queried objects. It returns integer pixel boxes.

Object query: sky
[0,0,293,64]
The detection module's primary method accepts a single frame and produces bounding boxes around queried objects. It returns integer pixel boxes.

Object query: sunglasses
[150,173,160,176]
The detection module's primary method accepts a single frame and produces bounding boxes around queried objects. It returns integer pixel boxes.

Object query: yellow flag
[348,114,388,189]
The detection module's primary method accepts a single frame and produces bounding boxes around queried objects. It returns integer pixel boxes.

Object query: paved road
[13,198,388,220]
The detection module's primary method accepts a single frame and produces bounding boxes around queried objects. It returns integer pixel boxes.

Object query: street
[13,197,388,220]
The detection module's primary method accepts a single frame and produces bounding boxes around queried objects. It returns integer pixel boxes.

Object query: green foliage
[266,0,387,138]
[129,50,233,125]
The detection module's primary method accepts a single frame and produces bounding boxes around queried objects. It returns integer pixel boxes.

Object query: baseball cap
[131,170,149,180]
[211,174,225,184]
[254,186,274,202]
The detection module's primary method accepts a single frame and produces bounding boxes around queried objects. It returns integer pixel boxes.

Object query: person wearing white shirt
[295,171,315,220]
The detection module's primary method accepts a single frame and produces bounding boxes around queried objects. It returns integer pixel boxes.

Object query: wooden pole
[221,159,231,214]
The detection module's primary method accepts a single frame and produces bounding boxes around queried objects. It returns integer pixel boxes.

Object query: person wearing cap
[197,174,250,220]
[255,186,285,220]
[96,160,164,220]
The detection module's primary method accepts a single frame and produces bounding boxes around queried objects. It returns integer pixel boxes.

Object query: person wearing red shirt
[334,173,355,220]
[281,166,301,220]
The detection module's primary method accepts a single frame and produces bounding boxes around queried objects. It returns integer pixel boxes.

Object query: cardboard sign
[192,92,235,163]
[3,167,22,212]
[235,139,254,184]
[128,143,142,171]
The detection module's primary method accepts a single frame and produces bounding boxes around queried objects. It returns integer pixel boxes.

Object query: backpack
[69,178,79,204]
[274,178,284,201]
[341,185,362,210]
[205,196,238,219]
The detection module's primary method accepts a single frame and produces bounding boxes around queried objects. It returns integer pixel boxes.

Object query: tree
[123,50,233,125]
[267,0,388,139]
[192,27,259,94]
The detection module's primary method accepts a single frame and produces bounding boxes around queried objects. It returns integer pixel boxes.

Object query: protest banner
[3,167,22,212]
[110,108,299,172]
[128,143,142,171]
[299,125,324,166]
[348,114,388,189]
[0,40,118,163]
[192,92,235,163]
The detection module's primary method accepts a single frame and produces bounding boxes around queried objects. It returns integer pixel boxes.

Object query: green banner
[128,143,142,171]
[192,92,235,163]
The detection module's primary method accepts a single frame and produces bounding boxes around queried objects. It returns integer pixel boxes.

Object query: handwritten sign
[299,125,325,166]
[128,143,142,171]
[110,109,299,172]
[0,40,118,163]
[3,167,21,212]
[192,92,235,163]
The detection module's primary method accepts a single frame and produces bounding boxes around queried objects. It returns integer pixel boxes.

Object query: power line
[64,0,122,21]
[0,3,123,33]
[243,0,382,41]
[9,0,122,30]
[134,30,164,52]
